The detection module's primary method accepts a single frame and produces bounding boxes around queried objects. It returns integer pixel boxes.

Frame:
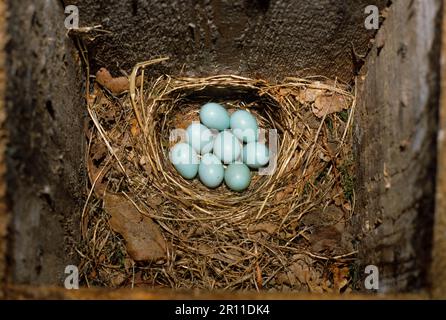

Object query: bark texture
[5,0,85,285]
[2,0,443,295]
[69,0,386,81]
[432,0,446,299]
[353,0,441,293]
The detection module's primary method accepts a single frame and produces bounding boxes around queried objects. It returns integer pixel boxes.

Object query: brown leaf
[110,272,127,287]
[275,191,286,202]
[310,226,341,253]
[312,93,349,118]
[96,67,143,95]
[298,87,325,103]
[255,263,263,289]
[275,185,295,202]
[319,151,331,162]
[104,193,167,262]
[324,205,345,225]
[279,87,292,96]
[289,262,309,284]
[332,266,350,292]
[248,222,277,235]
[130,118,141,137]
[333,195,343,206]
[88,269,97,279]
[276,272,297,286]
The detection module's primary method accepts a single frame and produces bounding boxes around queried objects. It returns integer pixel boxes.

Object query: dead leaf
[319,151,331,162]
[123,258,134,272]
[276,272,297,286]
[275,185,293,202]
[312,93,349,118]
[110,272,127,287]
[289,262,309,285]
[99,254,106,264]
[275,191,286,202]
[324,205,345,225]
[279,87,292,96]
[333,194,343,207]
[248,222,277,235]
[298,87,325,103]
[310,226,341,253]
[343,202,352,212]
[96,67,143,95]
[255,263,263,289]
[89,269,97,279]
[332,266,350,292]
[104,193,167,262]
[197,243,214,255]
[327,141,339,155]
[130,118,140,137]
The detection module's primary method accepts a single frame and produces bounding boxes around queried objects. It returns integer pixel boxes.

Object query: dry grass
[78,58,357,292]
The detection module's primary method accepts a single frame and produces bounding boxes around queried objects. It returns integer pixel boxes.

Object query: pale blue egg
[169,143,199,179]
[213,131,241,164]
[186,122,215,154]
[224,163,251,192]
[242,142,270,169]
[200,102,230,131]
[198,153,225,188]
[230,110,258,143]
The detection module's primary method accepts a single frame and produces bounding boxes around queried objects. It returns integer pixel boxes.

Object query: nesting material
[79,60,357,292]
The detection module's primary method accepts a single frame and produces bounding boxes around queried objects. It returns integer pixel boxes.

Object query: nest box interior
[2,0,442,295]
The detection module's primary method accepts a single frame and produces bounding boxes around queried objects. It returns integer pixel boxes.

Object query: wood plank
[0,0,8,299]
[69,0,386,82]
[432,0,446,299]
[353,0,442,293]
[4,285,428,300]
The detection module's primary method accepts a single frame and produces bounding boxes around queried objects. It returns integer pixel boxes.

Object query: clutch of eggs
[169,102,270,192]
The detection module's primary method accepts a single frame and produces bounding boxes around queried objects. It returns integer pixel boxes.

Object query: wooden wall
[353,0,442,293]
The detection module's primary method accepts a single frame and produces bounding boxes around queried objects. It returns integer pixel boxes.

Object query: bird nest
[79,59,358,292]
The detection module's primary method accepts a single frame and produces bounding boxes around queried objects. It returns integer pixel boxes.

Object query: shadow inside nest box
[175,86,282,131]
[179,86,266,103]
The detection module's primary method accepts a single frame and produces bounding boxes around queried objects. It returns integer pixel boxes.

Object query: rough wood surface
[69,0,386,82]
[353,0,441,293]
[5,0,85,285]
[4,284,428,300]
[432,0,446,299]
[0,0,8,299]
[2,0,443,297]
[1,0,388,289]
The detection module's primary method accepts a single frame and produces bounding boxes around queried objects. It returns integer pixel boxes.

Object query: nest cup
[85,59,355,290]
[144,78,286,216]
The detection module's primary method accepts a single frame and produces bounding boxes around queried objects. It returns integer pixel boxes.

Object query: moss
[338,110,349,122]
[340,157,355,202]
[325,117,333,133]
